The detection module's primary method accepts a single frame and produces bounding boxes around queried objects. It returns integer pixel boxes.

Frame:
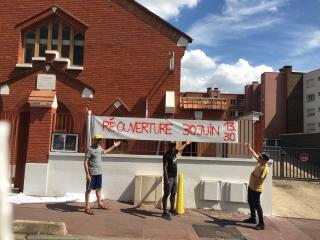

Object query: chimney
[280,66,292,73]
[213,88,220,98]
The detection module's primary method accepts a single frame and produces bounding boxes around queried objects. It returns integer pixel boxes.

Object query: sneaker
[254,224,265,230]
[169,209,178,215]
[243,218,257,224]
[161,212,171,220]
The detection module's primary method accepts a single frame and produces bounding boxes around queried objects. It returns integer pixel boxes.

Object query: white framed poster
[51,133,79,152]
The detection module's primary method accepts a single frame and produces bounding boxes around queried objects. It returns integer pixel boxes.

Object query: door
[14,111,30,192]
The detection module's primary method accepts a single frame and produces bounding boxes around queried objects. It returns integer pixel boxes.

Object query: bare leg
[85,190,91,209]
[95,189,103,206]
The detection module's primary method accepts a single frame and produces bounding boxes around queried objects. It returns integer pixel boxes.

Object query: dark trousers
[248,187,264,225]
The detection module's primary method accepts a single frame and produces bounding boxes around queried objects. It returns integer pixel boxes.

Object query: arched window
[22,20,85,66]
[24,31,36,63]
[39,23,48,57]
[73,32,84,65]
[61,26,70,58]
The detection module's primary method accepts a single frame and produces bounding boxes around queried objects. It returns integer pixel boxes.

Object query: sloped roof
[15,5,88,31]
[15,2,192,45]
[111,0,192,43]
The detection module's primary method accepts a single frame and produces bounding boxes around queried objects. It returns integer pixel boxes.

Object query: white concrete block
[24,163,48,196]
[201,180,220,201]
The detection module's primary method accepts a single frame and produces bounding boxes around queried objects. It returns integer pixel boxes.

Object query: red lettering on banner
[183,124,189,135]
[224,132,236,142]
[183,123,220,136]
[142,122,149,133]
[103,118,115,131]
[224,121,235,132]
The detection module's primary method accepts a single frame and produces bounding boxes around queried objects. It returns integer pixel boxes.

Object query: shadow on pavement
[120,207,162,219]
[195,210,254,229]
[46,203,84,213]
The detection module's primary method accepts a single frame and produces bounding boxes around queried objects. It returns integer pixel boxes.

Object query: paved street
[13,200,320,240]
[273,180,320,220]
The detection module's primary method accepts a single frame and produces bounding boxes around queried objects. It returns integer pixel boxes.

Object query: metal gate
[264,146,320,181]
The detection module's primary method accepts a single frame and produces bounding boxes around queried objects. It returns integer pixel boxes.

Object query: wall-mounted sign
[93,116,238,143]
[37,74,56,90]
[51,133,79,152]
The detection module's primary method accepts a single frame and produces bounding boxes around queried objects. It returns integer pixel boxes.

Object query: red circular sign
[299,153,309,162]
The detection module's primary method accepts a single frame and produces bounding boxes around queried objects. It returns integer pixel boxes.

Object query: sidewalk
[13,200,320,240]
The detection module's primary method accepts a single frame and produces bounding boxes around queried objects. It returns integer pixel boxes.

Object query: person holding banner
[84,134,121,215]
[162,141,191,220]
[244,144,270,230]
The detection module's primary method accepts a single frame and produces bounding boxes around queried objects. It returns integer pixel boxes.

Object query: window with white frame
[306,79,315,88]
[307,94,315,102]
[307,123,315,131]
[307,108,315,117]
[230,99,236,106]
[23,20,85,65]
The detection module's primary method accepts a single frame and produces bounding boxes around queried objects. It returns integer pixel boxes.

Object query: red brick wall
[27,107,56,163]
[0,0,185,118]
[261,72,287,138]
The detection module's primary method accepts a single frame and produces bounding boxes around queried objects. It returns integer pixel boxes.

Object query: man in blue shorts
[84,134,121,215]
[162,140,191,220]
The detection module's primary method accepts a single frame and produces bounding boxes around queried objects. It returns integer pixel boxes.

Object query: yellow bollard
[176,173,185,215]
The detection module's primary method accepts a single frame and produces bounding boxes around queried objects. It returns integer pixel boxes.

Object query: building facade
[179,87,245,120]
[0,0,192,191]
[303,69,320,133]
[246,66,304,139]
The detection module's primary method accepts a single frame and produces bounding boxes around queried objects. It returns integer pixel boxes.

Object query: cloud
[181,49,273,93]
[291,30,320,55]
[188,0,287,46]
[135,0,200,20]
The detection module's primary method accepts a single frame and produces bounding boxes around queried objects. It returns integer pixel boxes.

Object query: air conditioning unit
[134,175,162,208]
[165,91,175,114]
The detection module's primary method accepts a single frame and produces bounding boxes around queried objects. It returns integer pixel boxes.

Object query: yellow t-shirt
[249,163,269,192]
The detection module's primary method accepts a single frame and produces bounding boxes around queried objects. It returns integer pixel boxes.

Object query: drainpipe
[87,110,92,148]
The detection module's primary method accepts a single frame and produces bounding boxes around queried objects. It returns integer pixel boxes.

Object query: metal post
[87,110,92,148]
[0,121,13,240]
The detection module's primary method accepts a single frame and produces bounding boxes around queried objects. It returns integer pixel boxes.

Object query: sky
[136,0,320,93]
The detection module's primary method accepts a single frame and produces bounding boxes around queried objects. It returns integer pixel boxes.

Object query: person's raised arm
[247,143,259,161]
[103,140,121,154]
[177,140,191,153]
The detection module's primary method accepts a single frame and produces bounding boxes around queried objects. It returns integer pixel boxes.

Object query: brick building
[178,87,245,120]
[0,0,192,191]
[245,66,304,139]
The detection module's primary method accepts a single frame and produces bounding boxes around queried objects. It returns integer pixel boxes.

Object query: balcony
[180,97,228,110]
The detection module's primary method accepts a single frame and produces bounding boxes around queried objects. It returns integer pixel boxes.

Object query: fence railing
[264,146,320,181]
[51,112,87,152]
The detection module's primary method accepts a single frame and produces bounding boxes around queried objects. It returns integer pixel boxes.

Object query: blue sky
[136,0,320,93]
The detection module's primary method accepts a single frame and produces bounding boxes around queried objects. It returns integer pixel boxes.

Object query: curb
[13,220,67,236]
[15,235,142,240]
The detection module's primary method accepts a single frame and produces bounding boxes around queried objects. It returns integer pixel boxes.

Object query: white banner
[93,116,238,143]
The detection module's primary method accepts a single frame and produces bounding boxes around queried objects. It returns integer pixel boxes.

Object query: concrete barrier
[13,220,67,236]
